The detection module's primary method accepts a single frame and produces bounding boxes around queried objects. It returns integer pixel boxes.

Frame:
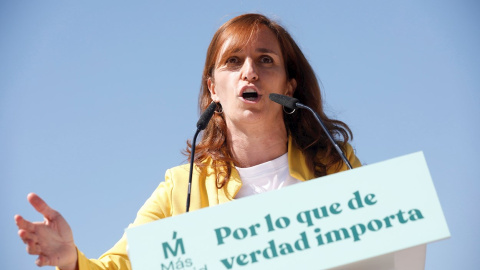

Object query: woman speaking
[15,13,361,270]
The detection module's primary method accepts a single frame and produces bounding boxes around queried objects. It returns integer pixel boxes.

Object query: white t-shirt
[234,153,302,199]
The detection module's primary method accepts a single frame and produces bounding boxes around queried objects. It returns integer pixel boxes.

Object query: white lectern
[126,152,450,269]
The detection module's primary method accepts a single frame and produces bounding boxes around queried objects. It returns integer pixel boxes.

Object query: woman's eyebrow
[220,47,280,59]
[256,47,279,55]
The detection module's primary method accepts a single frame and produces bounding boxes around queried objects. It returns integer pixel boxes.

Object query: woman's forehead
[216,26,280,59]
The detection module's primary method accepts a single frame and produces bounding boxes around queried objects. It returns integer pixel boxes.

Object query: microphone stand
[186,101,217,213]
[295,103,353,170]
[186,128,201,213]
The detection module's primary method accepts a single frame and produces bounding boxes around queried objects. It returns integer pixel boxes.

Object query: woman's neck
[227,122,288,168]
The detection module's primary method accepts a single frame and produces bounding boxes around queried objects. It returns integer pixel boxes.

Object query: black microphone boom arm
[186,101,217,213]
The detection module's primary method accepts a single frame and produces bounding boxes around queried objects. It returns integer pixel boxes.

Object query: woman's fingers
[36,254,51,267]
[15,215,42,254]
[18,228,38,244]
[26,241,41,255]
[17,228,41,255]
[27,193,59,220]
[14,215,39,234]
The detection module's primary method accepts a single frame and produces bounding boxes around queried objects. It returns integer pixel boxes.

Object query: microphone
[196,101,217,130]
[186,101,217,213]
[269,93,353,170]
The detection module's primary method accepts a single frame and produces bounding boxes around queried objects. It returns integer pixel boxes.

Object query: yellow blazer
[75,137,361,269]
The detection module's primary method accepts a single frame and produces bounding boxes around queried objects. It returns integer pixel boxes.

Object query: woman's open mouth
[242,89,259,101]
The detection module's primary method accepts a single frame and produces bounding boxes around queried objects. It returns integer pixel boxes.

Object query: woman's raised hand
[15,193,78,270]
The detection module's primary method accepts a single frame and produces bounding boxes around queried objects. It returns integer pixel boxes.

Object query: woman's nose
[240,58,258,81]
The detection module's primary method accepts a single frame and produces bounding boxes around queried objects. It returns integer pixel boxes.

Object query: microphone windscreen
[269,93,299,109]
[196,102,217,130]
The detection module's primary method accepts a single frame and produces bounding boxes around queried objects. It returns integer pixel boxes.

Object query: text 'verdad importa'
[214,190,424,269]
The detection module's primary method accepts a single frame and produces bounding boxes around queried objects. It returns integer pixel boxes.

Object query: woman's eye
[260,56,273,63]
[226,57,240,64]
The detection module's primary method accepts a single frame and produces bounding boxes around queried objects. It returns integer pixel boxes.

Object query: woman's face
[208,25,296,129]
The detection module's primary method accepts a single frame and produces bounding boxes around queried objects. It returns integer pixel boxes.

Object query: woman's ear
[207,77,219,102]
[286,78,297,97]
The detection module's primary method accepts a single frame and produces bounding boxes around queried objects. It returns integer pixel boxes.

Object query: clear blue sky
[1,1,479,269]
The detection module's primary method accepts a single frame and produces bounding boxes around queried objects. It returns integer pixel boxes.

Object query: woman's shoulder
[165,163,190,175]
[165,158,214,178]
